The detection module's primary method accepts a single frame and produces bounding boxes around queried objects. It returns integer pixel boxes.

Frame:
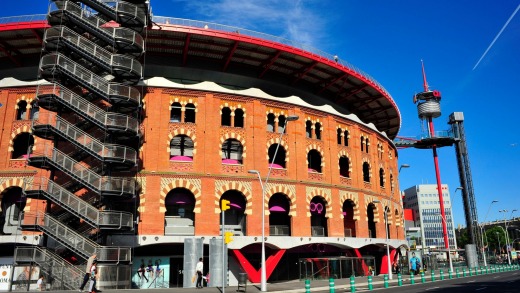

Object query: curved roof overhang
[0,16,401,138]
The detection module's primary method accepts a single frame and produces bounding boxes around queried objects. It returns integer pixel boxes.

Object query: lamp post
[248,115,298,292]
[496,231,501,259]
[399,164,410,173]
[497,224,511,265]
[478,200,498,267]
[435,212,453,273]
[373,199,392,280]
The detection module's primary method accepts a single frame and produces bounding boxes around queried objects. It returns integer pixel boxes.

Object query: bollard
[440,269,444,280]
[349,275,355,293]
[485,266,488,274]
[474,267,477,276]
[384,274,389,288]
[329,277,335,293]
[410,272,415,285]
[463,268,467,277]
[469,267,473,276]
[421,271,426,283]
[430,270,435,282]
[305,279,311,293]
[456,268,460,278]
[397,273,403,286]
[448,269,453,280]
[367,275,373,291]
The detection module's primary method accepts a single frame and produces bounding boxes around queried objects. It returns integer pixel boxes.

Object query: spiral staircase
[15,0,149,289]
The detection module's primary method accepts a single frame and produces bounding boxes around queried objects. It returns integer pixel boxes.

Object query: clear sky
[1,0,519,227]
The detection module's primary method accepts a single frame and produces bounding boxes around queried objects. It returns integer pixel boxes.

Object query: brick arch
[159,179,202,214]
[378,163,386,186]
[305,144,325,167]
[167,129,197,155]
[9,128,35,153]
[265,185,297,217]
[0,178,32,212]
[220,133,247,158]
[394,207,403,227]
[214,182,253,215]
[339,193,359,220]
[15,96,35,109]
[337,150,353,173]
[305,189,332,218]
[364,196,381,223]
[361,157,372,179]
[266,138,289,164]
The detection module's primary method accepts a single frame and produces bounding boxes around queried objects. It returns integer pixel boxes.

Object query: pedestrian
[79,253,97,292]
[37,275,44,291]
[195,257,204,288]
[409,252,421,275]
[88,259,97,293]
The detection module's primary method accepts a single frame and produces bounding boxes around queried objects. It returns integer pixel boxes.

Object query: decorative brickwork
[339,191,359,220]
[214,180,252,215]
[305,187,332,218]
[265,183,297,216]
[159,177,202,213]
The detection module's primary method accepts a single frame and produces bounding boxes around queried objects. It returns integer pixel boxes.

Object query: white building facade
[403,184,458,252]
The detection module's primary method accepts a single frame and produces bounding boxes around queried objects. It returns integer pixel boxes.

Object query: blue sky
[1,0,519,227]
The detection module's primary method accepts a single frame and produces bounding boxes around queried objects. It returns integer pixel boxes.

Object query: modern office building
[403,184,457,253]
[0,1,407,289]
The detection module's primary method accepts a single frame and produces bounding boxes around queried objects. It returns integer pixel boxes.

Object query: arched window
[339,156,350,177]
[170,102,182,122]
[267,113,275,132]
[362,162,370,182]
[268,144,286,168]
[278,115,287,133]
[164,188,195,236]
[344,130,349,146]
[310,196,328,237]
[379,168,385,187]
[221,107,232,126]
[185,103,196,123]
[360,136,364,152]
[11,133,34,159]
[170,135,194,161]
[342,200,356,237]
[367,203,377,238]
[220,191,247,235]
[390,174,394,193]
[307,150,322,173]
[29,102,39,120]
[337,129,342,145]
[234,108,244,128]
[222,139,243,164]
[1,187,26,234]
[315,123,321,140]
[305,121,313,138]
[16,101,28,120]
[365,138,370,153]
[269,193,291,236]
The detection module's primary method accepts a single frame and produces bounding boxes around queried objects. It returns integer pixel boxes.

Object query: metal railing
[269,225,290,236]
[14,246,83,290]
[20,212,132,261]
[311,226,326,237]
[32,112,137,165]
[49,1,144,53]
[44,26,143,79]
[80,0,147,27]
[24,177,133,229]
[36,83,139,134]
[28,143,137,196]
[40,53,141,105]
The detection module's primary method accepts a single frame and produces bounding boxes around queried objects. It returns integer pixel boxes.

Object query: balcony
[164,216,194,236]
[269,225,290,236]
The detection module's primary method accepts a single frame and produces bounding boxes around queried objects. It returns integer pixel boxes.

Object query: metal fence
[299,256,375,280]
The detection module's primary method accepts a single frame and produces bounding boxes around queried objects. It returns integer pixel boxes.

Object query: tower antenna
[421,59,429,92]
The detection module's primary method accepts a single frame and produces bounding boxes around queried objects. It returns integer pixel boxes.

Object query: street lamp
[499,209,513,265]
[478,200,498,267]
[435,212,453,273]
[248,114,298,292]
[373,199,392,280]
[496,232,501,260]
[399,164,410,173]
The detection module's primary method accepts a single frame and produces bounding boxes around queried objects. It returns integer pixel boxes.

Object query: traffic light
[224,231,233,244]
[221,199,231,211]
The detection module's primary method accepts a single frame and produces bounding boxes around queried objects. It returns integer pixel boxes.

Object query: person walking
[79,253,97,292]
[88,259,98,293]
[195,257,204,289]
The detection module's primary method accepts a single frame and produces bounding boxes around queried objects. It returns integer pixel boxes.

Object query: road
[346,271,519,293]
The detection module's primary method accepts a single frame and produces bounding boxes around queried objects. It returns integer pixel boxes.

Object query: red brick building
[0,4,406,289]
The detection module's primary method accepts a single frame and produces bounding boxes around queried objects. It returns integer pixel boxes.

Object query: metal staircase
[21,0,149,289]
[14,246,84,290]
